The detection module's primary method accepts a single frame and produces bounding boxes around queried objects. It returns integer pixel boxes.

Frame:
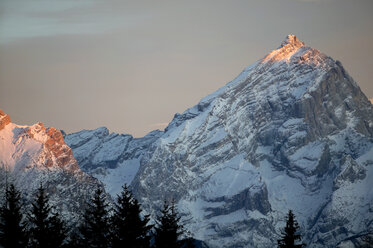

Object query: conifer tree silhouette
[80,187,111,248]
[0,183,28,248]
[277,210,305,248]
[28,184,67,248]
[111,184,152,248]
[154,199,184,248]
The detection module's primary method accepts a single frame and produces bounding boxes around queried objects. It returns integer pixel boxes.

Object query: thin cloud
[0,0,152,43]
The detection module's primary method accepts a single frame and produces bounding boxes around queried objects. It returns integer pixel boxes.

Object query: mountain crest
[263,34,307,63]
[279,34,304,48]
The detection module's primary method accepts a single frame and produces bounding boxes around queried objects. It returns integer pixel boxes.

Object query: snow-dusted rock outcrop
[0,110,11,131]
[64,127,162,196]
[66,35,373,247]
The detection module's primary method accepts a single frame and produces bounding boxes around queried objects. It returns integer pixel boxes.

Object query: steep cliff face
[66,35,373,247]
[0,112,101,222]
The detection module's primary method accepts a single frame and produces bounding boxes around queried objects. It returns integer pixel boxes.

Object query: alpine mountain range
[0,35,372,248]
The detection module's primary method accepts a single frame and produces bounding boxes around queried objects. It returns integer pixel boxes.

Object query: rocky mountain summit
[0,110,101,222]
[65,35,373,247]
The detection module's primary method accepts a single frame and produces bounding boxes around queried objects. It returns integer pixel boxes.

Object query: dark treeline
[0,182,310,248]
[0,183,195,248]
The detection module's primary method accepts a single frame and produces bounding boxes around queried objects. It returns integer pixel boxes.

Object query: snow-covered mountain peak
[0,111,80,172]
[0,110,104,225]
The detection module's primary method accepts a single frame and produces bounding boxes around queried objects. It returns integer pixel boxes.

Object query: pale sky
[0,0,372,137]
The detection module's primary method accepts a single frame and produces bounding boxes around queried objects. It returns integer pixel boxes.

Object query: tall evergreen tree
[28,184,67,248]
[49,212,68,247]
[277,210,305,248]
[154,200,184,248]
[0,183,28,248]
[111,184,152,248]
[79,187,111,248]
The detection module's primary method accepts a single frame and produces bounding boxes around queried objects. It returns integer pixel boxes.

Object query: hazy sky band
[1,0,372,137]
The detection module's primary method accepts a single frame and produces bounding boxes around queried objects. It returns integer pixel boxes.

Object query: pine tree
[79,187,111,248]
[0,183,28,248]
[154,200,184,248]
[28,184,67,248]
[49,212,68,247]
[111,184,152,248]
[277,210,305,248]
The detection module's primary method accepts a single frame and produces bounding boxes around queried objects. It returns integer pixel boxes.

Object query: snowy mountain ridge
[1,35,371,247]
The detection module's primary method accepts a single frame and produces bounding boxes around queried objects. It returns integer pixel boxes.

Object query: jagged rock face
[66,35,373,248]
[0,114,102,222]
[64,128,162,195]
[0,110,11,131]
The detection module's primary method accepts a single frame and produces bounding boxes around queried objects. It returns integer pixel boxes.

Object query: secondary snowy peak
[0,112,79,172]
[0,110,102,225]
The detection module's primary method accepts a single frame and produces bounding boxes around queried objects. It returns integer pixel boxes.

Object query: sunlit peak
[263,34,305,63]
